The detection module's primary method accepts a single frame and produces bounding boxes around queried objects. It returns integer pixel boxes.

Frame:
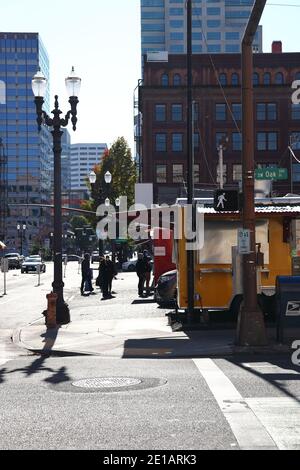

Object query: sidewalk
[11,270,299,358]
[13,316,296,358]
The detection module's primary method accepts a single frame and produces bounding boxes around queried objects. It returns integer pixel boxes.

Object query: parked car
[3,253,23,269]
[154,270,177,307]
[66,254,82,262]
[91,251,100,264]
[122,258,138,272]
[21,256,46,274]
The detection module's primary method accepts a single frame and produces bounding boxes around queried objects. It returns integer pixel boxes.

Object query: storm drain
[72,377,142,389]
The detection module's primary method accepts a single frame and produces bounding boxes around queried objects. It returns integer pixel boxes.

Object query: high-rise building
[70,143,107,192]
[0,32,52,253]
[141,0,262,55]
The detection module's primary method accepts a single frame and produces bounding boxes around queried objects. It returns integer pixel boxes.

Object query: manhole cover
[72,377,142,389]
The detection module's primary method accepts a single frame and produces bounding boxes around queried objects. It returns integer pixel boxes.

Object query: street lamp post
[17,224,26,256]
[89,170,112,257]
[32,67,81,324]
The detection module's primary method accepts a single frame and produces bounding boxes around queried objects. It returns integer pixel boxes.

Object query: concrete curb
[12,325,292,359]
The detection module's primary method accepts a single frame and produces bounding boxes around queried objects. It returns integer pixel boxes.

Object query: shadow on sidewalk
[0,326,72,385]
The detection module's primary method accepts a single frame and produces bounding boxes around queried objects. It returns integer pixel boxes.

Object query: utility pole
[237,0,267,346]
[186,0,195,322]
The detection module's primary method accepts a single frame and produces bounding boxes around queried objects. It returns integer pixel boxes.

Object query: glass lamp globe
[65,67,81,98]
[31,69,47,98]
[115,198,120,207]
[89,171,97,184]
[105,198,110,207]
[104,171,112,184]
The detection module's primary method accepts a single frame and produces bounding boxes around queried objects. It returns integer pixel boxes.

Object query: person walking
[106,255,115,296]
[99,256,110,300]
[136,252,146,297]
[143,250,152,297]
[80,253,93,295]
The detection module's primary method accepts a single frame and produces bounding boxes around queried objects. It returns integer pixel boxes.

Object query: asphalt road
[0,263,299,450]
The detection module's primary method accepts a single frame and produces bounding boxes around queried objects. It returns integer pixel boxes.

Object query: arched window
[263,72,271,85]
[173,74,181,86]
[275,72,284,85]
[253,72,259,86]
[231,73,239,86]
[219,73,227,86]
[161,74,169,86]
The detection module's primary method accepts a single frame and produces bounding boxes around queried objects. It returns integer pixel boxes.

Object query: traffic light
[214,190,239,212]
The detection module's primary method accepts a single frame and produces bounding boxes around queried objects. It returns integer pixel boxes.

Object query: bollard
[46,292,58,328]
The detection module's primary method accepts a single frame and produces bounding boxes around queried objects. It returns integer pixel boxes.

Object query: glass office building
[141,0,262,55]
[0,32,52,252]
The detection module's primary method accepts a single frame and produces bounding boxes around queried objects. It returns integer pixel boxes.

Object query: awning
[0,241,6,250]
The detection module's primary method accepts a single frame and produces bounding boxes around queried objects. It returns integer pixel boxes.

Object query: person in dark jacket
[106,255,115,296]
[99,256,110,299]
[143,250,152,297]
[136,253,146,297]
[80,253,93,295]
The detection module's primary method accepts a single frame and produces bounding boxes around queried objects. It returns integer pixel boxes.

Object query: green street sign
[255,167,288,181]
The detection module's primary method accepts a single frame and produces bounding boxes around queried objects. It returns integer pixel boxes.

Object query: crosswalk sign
[214,190,239,212]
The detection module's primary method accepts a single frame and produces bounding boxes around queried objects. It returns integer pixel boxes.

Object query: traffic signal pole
[237,0,267,346]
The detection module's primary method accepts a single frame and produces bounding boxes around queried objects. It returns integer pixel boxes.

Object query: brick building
[138,45,300,204]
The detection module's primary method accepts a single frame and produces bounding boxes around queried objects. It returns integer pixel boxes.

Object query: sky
[1,0,300,154]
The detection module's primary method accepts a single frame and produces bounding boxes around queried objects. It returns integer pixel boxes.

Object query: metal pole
[218,145,224,190]
[186,0,195,321]
[52,125,70,324]
[237,0,267,346]
[4,270,7,295]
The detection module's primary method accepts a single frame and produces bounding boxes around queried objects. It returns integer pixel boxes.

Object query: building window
[173,74,181,86]
[231,73,239,86]
[292,104,300,120]
[290,132,300,150]
[253,73,259,86]
[256,103,277,121]
[233,164,242,182]
[216,163,227,184]
[232,133,242,151]
[219,73,227,86]
[216,132,227,149]
[161,74,169,86]
[155,104,166,122]
[194,164,200,184]
[232,103,242,121]
[193,102,199,121]
[275,72,284,84]
[295,72,300,81]
[292,164,300,182]
[215,103,226,120]
[257,132,278,151]
[263,72,271,85]
[156,164,167,183]
[172,164,184,183]
[155,133,167,152]
[171,104,183,121]
[172,133,183,152]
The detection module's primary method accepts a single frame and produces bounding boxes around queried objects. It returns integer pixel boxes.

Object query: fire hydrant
[46,292,58,328]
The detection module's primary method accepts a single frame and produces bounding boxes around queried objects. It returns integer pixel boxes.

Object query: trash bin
[276,276,300,343]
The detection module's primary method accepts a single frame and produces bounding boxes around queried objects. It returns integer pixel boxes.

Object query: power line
[267,3,300,7]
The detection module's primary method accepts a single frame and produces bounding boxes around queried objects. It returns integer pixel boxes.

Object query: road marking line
[193,358,278,450]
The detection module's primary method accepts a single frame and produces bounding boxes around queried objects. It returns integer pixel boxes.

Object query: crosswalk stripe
[193,358,278,450]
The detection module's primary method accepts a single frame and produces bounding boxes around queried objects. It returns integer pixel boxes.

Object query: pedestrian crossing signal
[214,190,239,212]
